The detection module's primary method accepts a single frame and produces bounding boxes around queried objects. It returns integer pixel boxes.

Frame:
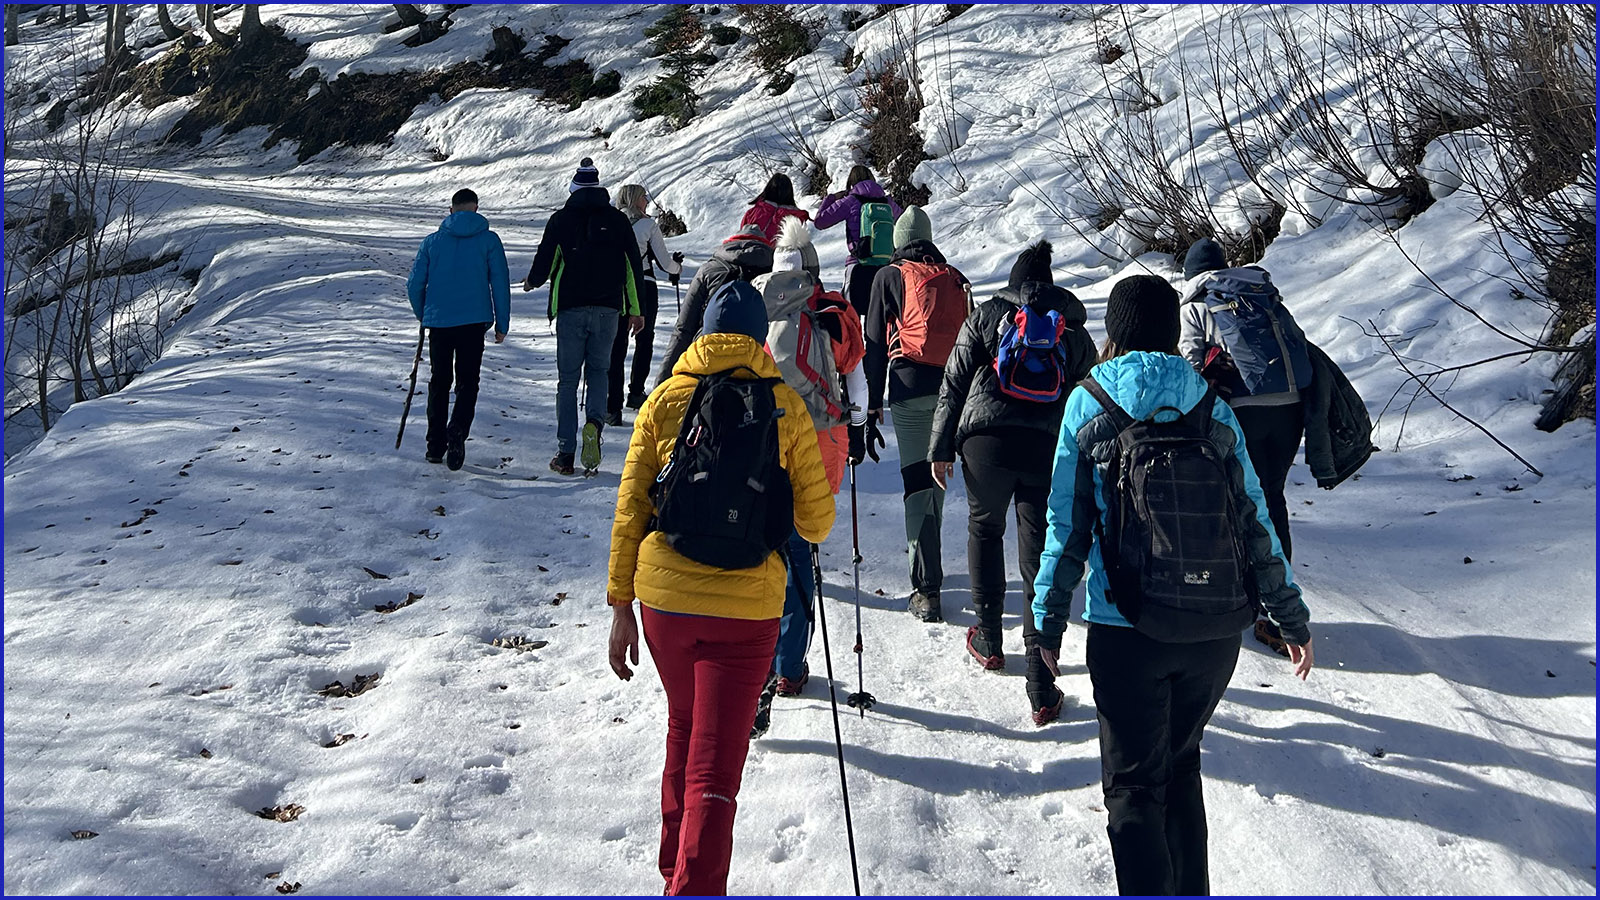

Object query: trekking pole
[845,464,876,716]
[395,324,425,449]
[813,543,864,897]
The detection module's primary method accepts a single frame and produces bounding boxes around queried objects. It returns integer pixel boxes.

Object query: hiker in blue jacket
[406,187,511,471]
[1032,275,1313,896]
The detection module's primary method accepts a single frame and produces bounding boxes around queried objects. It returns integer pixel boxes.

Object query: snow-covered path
[4,163,1594,896]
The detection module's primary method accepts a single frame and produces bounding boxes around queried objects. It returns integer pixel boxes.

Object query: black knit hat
[1007,240,1054,289]
[569,157,601,193]
[1183,237,1226,280]
[1104,275,1181,352]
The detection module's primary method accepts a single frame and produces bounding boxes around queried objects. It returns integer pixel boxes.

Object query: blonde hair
[615,184,650,220]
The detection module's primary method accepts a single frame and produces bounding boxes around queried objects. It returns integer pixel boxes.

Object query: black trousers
[960,451,1057,709]
[1087,624,1241,896]
[843,261,885,317]
[425,323,487,455]
[608,280,660,414]
[1231,402,1302,561]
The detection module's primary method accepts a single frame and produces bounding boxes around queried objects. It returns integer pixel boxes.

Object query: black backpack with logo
[1080,377,1258,643]
[650,367,793,570]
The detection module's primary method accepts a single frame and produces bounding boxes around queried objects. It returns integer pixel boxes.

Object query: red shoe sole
[965,627,1004,670]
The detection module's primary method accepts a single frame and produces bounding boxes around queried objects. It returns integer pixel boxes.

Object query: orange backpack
[890,260,968,367]
[814,290,866,374]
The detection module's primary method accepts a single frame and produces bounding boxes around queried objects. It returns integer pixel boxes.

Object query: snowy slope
[5,4,1595,895]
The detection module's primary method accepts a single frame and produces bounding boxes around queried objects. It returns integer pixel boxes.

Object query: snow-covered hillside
[5,4,1594,895]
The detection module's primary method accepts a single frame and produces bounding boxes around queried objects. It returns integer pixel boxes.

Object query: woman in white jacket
[607,184,682,423]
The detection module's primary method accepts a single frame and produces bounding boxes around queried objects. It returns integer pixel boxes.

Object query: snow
[4,4,1594,895]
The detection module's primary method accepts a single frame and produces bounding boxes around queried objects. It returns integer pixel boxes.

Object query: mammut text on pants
[641,606,778,896]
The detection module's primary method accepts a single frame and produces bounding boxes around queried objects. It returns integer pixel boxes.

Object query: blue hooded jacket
[1032,351,1309,645]
[407,211,511,334]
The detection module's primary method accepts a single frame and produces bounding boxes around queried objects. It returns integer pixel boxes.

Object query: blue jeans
[773,530,815,682]
[556,306,620,454]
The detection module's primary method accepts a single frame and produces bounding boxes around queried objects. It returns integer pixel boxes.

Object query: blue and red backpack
[994,305,1070,402]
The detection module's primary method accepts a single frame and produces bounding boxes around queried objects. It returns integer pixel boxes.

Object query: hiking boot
[446,435,465,471]
[1253,618,1290,658]
[626,390,648,410]
[581,420,603,472]
[549,452,575,476]
[908,591,942,623]
[425,448,444,464]
[1032,688,1066,727]
[751,672,779,739]
[603,410,624,428]
[965,626,1005,670]
[775,666,809,697]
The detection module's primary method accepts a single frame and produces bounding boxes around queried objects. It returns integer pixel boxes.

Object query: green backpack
[856,200,896,265]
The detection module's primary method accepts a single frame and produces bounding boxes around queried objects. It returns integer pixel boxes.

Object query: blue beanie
[1183,237,1226,280]
[700,281,768,342]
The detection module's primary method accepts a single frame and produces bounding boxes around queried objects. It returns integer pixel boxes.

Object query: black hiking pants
[843,261,885,318]
[425,323,488,456]
[1231,401,1303,561]
[1087,624,1241,896]
[960,445,1057,710]
[608,279,660,414]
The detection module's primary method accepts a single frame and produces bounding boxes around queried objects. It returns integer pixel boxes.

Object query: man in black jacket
[928,241,1096,722]
[524,158,645,475]
[862,206,970,623]
[654,225,774,386]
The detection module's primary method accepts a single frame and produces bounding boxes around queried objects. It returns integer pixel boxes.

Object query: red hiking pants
[641,606,778,896]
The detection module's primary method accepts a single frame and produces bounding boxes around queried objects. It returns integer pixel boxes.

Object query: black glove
[848,424,866,465]
[671,251,684,265]
[863,417,885,463]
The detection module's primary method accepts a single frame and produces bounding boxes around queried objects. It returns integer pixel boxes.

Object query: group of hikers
[404,157,1372,896]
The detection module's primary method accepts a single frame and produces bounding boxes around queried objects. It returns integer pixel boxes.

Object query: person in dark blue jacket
[1032,275,1313,896]
[407,188,511,471]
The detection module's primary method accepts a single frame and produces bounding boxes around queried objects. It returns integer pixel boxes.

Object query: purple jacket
[815,180,903,264]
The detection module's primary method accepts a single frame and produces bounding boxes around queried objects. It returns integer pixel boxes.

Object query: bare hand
[1039,646,1061,678]
[931,460,954,490]
[608,597,640,681]
[521,280,535,293]
[629,315,645,336]
[1287,637,1314,681]
[494,331,506,344]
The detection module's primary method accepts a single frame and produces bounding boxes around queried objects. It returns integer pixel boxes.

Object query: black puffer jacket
[929,282,1097,463]
[655,235,775,385]
[1303,341,1374,489]
[524,187,645,319]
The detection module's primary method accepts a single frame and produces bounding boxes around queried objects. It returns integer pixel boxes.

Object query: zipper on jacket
[1267,312,1298,393]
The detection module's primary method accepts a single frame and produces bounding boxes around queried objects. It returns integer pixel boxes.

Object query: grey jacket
[655,235,775,385]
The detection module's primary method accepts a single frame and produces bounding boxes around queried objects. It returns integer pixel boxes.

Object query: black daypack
[650,367,793,570]
[1080,378,1258,643]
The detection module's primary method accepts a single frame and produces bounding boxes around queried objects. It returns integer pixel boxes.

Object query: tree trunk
[238,3,263,44]
[102,5,113,59]
[6,6,19,46]
[74,4,89,25]
[199,4,233,45]
[393,4,427,27]
[156,3,185,40]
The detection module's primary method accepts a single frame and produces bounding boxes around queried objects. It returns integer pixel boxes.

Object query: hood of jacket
[997,282,1087,327]
[890,239,946,265]
[849,179,890,200]
[1086,351,1211,422]
[753,270,820,321]
[714,235,776,271]
[564,186,612,210]
[440,210,489,238]
[673,331,784,380]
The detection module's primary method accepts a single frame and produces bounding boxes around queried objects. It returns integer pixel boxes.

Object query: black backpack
[650,367,793,570]
[1080,378,1258,643]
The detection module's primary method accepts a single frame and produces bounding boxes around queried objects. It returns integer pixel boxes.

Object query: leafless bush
[856,7,931,205]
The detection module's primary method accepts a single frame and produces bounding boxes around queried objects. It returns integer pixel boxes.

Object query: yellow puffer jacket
[607,333,836,621]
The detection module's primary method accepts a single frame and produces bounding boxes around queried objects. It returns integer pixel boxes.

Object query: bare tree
[5,6,18,46]
[156,3,186,41]
[196,4,233,45]
[103,3,128,62]
[392,4,427,28]
[239,3,265,44]
[74,4,90,25]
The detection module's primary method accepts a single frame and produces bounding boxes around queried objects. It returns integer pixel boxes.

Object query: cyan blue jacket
[407,211,511,334]
[1032,351,1310,646]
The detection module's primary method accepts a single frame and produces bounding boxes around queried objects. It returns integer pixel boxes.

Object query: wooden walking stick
[395,325,425,449]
